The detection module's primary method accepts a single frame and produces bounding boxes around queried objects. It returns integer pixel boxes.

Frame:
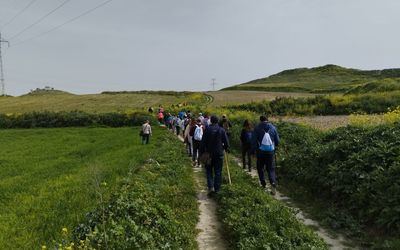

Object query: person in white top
[192,118,204,167]
[141,120,152,145]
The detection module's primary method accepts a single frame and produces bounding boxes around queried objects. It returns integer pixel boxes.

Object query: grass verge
[215,157,328,249]
[59,129,199,249]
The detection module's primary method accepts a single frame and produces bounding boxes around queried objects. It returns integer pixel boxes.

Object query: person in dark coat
[240,119,253,172]
[200,116,230,194]
[251,115,280,195]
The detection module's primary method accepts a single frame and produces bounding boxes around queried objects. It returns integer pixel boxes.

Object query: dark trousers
[256,152,276,187]
[142,134,150,144]
[176,126,180,136]
[241,144,252,170]
[186,141,192,156]
[192,140,201,162]
[206,155,223,192]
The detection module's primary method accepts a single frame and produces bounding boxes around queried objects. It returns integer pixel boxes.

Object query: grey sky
[1,0,400,95]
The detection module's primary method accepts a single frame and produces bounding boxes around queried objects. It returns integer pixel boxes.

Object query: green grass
[0,91,207,114]
[0,127,159,249]
[224,64,400,93]
[69,131,199,249]
[215,156,328,249]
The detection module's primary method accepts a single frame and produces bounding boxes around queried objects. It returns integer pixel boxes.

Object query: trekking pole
[224,151,232,185]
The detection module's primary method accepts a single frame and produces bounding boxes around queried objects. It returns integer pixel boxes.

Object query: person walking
[202,114,211,128]
[141,120,152,145]
[174,116,182,136]
[200,116,230,195]
[192,119,204,167]
[251,115,280,195]
[184,118,193,157]
[240,119,253,172]
[157,112,164,125]
[219,115,232,139]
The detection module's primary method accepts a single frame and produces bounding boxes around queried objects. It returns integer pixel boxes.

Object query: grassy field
[0,91,207,113]
[206,90,316,107]
[0,127,158,249]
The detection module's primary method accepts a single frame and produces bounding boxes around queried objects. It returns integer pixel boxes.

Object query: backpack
[259,128,275,152]
[189,125,196,137]
[245,131,252,144]
[194,125,203,141]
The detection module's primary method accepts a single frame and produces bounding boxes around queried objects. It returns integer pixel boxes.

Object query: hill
[223,64,400,93]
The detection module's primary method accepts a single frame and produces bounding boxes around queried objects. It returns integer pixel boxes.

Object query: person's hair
[196,118,202,124]
[243,119,252,129]
[210,115,219,124]
[260,115,268,122]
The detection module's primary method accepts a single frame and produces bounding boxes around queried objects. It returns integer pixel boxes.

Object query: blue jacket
[251,122,280,154]
[200,124,230,157]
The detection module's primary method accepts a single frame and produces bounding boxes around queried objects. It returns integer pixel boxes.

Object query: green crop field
[0,91,207,114]
[0,127,156,249]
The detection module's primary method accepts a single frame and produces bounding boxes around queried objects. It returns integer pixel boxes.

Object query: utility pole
[211,78,217,91]
[0,32,10,96]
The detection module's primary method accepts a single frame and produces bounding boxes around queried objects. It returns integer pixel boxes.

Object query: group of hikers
[141,107,280,196]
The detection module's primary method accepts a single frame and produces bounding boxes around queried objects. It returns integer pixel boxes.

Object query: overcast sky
[1,0,400,95]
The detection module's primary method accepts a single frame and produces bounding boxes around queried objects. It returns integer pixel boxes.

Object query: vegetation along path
[177,135,228,250]
[231,156,353,250]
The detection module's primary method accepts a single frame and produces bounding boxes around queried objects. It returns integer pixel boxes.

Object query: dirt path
[177,135,228,250]
[232,156,353,250]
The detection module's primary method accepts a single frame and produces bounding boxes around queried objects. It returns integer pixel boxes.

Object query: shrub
[277,122,400,237]
[0,111,157,129]
[217,160,328,249]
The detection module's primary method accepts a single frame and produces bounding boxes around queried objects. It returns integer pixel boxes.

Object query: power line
[0,33,11,96]
[12,0,115,47]
[0,0,39,31]
[8,0,72,41]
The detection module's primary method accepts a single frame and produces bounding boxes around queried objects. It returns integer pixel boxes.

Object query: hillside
[224,64,400,93]
[0,91,208,113]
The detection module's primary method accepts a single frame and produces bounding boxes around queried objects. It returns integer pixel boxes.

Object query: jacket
[251,122,279,154]
[142,123,152,135]
[200,124,230,157]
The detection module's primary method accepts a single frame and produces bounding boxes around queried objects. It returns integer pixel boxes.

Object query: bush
[0,111,156,129]
[277,122,400,237]
[217,160,328,249]
[225,92,400,116]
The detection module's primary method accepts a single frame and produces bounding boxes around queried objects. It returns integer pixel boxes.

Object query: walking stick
[224,151,232,185]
